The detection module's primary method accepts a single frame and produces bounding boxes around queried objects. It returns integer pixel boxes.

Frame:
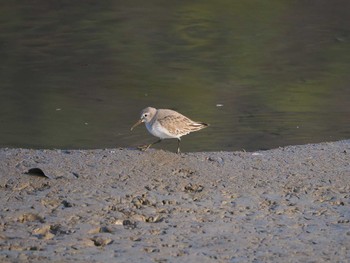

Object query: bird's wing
[157,113,207,136]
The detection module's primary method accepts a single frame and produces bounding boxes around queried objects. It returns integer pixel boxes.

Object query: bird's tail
[192,122,209,130]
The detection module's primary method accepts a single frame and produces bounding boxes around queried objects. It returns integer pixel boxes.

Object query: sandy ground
[0,140,349,263]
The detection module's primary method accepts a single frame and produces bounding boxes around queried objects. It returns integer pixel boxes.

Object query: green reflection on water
[0,1,349,151]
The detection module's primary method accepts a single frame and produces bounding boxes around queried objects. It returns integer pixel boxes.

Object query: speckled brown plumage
[155,110,208,136]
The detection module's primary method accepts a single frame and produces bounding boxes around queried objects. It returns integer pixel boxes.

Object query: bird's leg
[138,139,162,151]
[177,139,181,154]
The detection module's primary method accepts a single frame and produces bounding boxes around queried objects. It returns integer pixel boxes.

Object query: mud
[0,140,349,262]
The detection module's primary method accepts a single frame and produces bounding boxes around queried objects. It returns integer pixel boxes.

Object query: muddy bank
[0,140,349,262]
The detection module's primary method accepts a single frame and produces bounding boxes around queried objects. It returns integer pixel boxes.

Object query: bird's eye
[144,114,148,117]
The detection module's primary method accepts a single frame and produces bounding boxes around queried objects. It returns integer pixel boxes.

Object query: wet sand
[0,140,349,262]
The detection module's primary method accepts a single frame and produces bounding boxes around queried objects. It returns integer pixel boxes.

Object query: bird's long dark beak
[130,119,143,131]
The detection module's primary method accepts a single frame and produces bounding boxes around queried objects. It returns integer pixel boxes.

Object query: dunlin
[131,107,208,153]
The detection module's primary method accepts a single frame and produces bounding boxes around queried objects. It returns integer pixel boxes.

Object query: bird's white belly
[146,122,178,139]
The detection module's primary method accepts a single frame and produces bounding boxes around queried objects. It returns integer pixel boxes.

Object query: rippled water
[1,1,349,152]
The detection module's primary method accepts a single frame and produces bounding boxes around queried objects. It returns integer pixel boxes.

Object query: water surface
[1,1,349,152]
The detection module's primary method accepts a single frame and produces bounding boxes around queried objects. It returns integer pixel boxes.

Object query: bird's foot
[137,144,151,151]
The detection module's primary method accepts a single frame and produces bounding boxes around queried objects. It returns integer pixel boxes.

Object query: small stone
[18,213,44,223]
[91,237,113,246]
[122,220,137,229]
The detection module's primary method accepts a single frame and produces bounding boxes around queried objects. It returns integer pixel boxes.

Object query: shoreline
[1,140,349,262]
